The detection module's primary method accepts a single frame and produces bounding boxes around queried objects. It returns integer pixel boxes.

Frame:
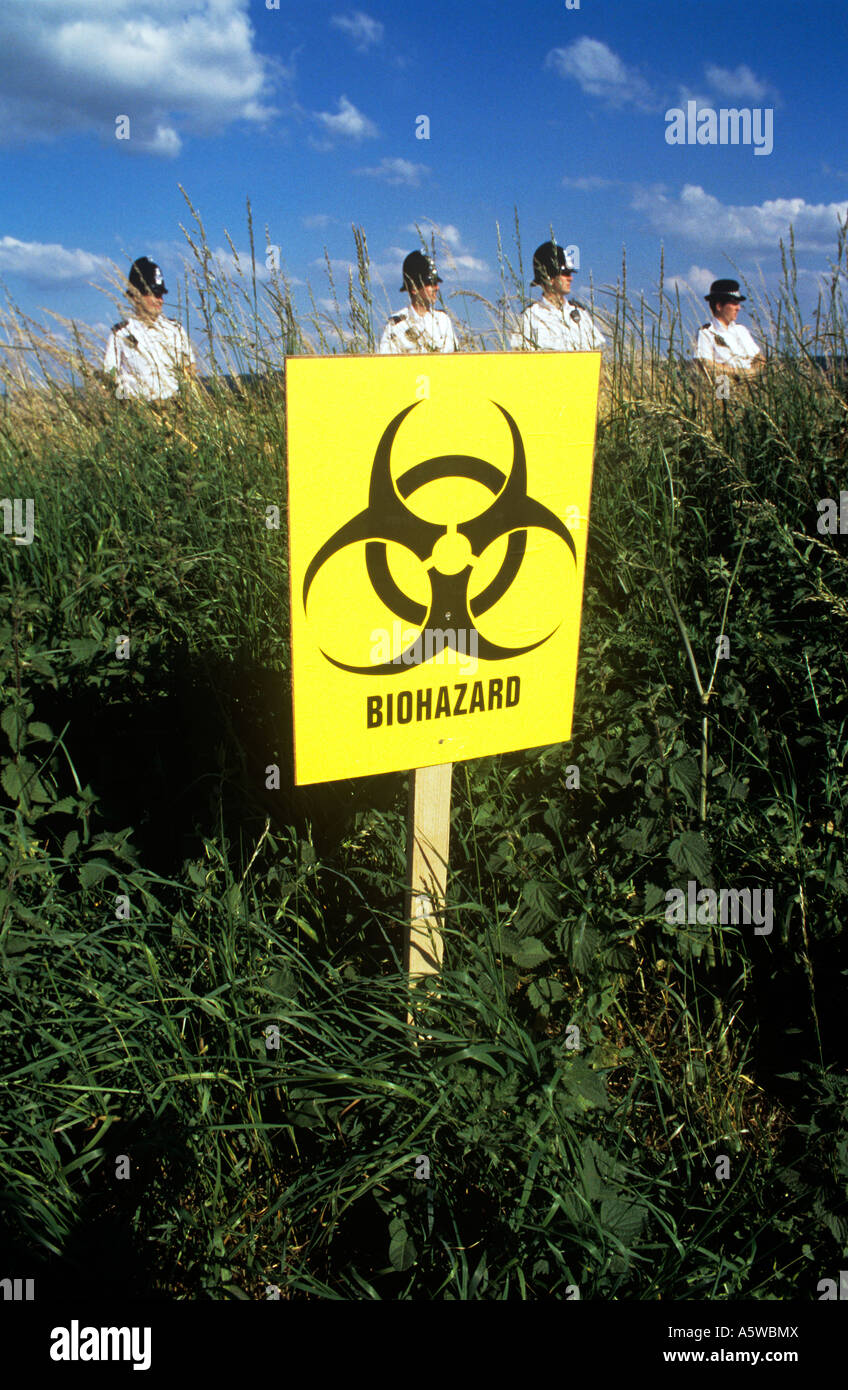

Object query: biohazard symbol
[302,400,576,674]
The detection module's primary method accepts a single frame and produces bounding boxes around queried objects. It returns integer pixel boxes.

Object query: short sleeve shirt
[510,297,605,352]
[695,317,761,369]
[378,306,457,355]
[103,315,196,400]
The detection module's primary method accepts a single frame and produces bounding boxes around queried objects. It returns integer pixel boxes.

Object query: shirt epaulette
[701,323,711,330]
[113,321,128,332]
[389,313,405,324]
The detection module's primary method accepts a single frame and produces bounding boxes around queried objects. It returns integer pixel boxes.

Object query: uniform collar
[711,314,738,334]
[129,311,167,330]
[538,295,575,314]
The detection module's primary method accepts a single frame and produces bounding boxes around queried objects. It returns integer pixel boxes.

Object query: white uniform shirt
[510,297,605,352]
[695,316,761,369]
[103,315,196,400]
[378,306,456,355]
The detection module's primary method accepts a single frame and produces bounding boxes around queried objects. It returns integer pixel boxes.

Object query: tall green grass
[0,209,846,1298]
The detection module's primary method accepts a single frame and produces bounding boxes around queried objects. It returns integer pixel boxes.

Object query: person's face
[409,281,440,310]
[135,290,165,321]
[543,270,573,303]
[715,299,740,326]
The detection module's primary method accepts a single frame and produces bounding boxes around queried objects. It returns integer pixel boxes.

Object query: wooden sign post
[405,763,452,1015]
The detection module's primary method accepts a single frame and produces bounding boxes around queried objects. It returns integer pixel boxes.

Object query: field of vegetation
[0,210,846,1299]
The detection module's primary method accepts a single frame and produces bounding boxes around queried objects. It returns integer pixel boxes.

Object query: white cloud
[0,235,113,285]
[142,124,182,157]
[439,225,463,251]
[545,39,655,109]
[302,214,334,229]
[330,11,384,51]
[444,254,488,279]
[675,88,718,114]
[666,265,716,297]
[0,0,276,154]
[633,184,848,252]
[206,246,273,282]
[408,222,490,281]
[705,64,771,102]
[313,95,377,141]
[355,157,428,186]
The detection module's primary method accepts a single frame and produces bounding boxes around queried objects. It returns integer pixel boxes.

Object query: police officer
[510,240,605,352]
[378,251,457,354]
[695,279,764,374]
[103,257,196,400]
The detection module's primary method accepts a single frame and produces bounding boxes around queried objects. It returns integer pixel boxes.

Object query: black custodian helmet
[531,240,575,287]
[401,251,442,292]
[705,278,746,304]
[128,257,167,296]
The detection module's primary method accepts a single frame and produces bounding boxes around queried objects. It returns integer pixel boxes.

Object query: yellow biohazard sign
[285,352,600,784]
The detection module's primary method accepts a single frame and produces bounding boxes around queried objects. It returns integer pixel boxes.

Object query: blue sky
[1,0,846,364]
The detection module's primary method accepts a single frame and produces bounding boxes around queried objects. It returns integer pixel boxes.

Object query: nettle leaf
[528,976,565,1011]
[619,824,650,854]
[28,777,51,804]
[668,831,712,881]
[78,859,113,889]
[1,705,24,748]
[716,771,749,801]
[67,637,102,663]
[599,1195,647,1245]
[522,832,553,857]
[627,734,652,763]
[579,1141,606,1201]
[494,926,520,959]
[512,936,552,969]
[560,845,590,879]
[674,920,710,962]
[668,755,700,809]
[559,1056,609,1114]
[644,882,667,914]
[1,763,24,800]
[264,966,298,999]
[572,923,601,974]
[516,877,559,932]
[27,722,53,743]
[388,1216,416,1272]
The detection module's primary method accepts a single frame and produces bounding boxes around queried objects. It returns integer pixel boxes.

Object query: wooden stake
[405,763,452,1020]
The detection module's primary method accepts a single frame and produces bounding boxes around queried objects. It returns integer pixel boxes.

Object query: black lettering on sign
[366,677,521,728]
